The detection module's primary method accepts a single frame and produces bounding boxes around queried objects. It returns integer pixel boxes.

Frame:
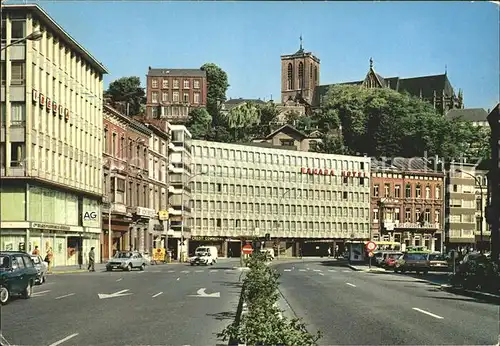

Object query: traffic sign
[242,244,253,255]
[366,241,377,252]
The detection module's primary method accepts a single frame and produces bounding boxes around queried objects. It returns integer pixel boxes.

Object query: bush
[218,252,322,346]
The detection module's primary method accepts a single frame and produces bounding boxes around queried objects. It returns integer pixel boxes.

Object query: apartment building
[190,139,371,257]
[474,170,489,251]
[167,124,192,260]
[146,67,207,124]
[0,4,107,265]
[102,104,153,259]
[370,158,445,252]
[445,162,478,252]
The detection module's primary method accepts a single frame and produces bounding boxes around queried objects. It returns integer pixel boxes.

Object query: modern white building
[190,138,371,257]
[167,124,192,260]
[0,4,107,265]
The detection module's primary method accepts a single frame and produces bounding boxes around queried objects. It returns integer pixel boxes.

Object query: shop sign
[191,236,225,242]
[158,210,169,221]
[83,211,98,221]
[31,222,71,231]
[300,167,367,177]
[32,89,70,121]
[136,207,157,218]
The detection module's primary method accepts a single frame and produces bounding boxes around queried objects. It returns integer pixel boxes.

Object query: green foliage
[105,76,145,116]
[201,63,229,124]
[218,253,322,346]
[186,108,212,139]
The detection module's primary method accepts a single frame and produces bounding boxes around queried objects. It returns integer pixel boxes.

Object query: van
[194,246,218,263]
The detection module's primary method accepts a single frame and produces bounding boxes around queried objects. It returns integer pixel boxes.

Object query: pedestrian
[88,247,95,272]
[45,247,53,273]
[327,247,332,258]
[32,246,40,256]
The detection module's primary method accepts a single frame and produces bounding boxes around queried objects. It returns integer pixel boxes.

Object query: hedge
[218,252,322,346]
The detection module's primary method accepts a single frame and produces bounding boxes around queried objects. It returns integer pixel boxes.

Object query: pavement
[1,259,243,346]
[274,260,500,345]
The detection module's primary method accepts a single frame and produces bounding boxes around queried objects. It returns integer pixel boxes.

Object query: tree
[105,76,145,116]
[222,102,260,142]
[186,108,212,140]
[201,63,229,124]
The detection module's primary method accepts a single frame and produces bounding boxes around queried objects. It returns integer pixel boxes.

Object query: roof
[446,108,489,122]
[265,124,308,140]
[103,104,152,135]
[147,68,206,78]
[3,4,108,75]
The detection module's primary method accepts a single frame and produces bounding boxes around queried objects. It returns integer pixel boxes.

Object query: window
[11,21,26,40]
[394,185,401,198]
[425,185,431,199]
[416,184,421,198]
[384,183,390,196]
[1,63,5,85]
[151,92,158,103]
[162,79,169,88]
[405,184,411,198]
[194,80,200,89]
[173,79,179,88]
[11,62,25,85]
[10,103,25,126]
[194,92,200,104]
[405,208,411,222]
[0,143,5,169]
[183,80,190,88]
[173,91,179,102]
[162,92,168,102]
[373,184,379,197]
[435,185,441,199]
[151,79,158,88]
[10,143,25,167]
[343,191,348,200]
[183,93,189,103]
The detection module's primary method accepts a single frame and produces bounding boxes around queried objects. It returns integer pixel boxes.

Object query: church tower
[280,36,320,106]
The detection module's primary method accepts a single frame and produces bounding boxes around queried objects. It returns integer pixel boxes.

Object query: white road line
[318,273,325,276]
[180,270,190,273]
[328,269,337,272]
[48,333,79,346]
[176,277,180,281]
[342,270,351,272]
[412,307,444,319]
[210,269,219,272]
[0,333,12,346]
[284,269,292,272]
[346,283,356,287]
[152,292,163,298]
[151,270,161,273]
[195,270,204,273]
[55,293,75,300]
[168,270,175,273]
[116,278,123,282]
[32,290,51,296]
[313,269,321,272]
[299,269,307,272]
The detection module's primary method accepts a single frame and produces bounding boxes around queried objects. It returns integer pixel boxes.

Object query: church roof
[446,108,488,122]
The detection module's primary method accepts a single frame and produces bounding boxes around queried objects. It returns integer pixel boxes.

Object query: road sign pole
[369,254,372,269]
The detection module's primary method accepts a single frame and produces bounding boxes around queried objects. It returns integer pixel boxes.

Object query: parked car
[106,251,147,271]
[383,252,403,268]
[0,251,38,305]
[428,253,449,272]
[394,252,430,274]
[30,254,48,284]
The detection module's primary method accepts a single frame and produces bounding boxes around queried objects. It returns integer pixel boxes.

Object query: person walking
[32,246,40,256]
[45,247,54,273]
[88,247,95,272]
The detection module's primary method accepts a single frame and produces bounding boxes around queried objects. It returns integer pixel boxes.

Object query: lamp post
[456,169,485,253]
[1,30,43,52]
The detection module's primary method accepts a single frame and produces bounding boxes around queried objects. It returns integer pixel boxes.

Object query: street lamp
[456,169,485,253]
[1,31,43,52]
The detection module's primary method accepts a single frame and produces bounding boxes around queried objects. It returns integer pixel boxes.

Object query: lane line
[328,269,337,272]
[342,270,351,273]
[313,269,321,272]
[32,290,51,296]
[48,333,79,346]
[210,270,219,272]
[284,269,292,272]
[318,273,325,276]
[412,307,444,319]
[55,293,75,300]
[195,270,204,273]
[299,269,307,272]
[116,278,123,282]
[0,333,12,346]
[180,270,190,273]
[152,292,163,298]
[346,283,356,287]
[168,270,175,273]
[176,277,180,281]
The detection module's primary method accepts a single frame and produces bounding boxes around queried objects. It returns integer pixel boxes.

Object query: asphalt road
[1,259,243,346]
[275,260,500,346]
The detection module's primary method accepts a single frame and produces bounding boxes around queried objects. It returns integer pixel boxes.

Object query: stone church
[280,40,464,115]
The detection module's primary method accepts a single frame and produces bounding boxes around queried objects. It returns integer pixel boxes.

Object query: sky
[9,0,500,109]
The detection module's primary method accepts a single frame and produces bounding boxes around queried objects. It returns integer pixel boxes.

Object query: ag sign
[83,211,98,221]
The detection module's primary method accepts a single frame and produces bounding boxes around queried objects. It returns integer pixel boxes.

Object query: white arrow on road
[189,288,220,298]
[98,289,132,300]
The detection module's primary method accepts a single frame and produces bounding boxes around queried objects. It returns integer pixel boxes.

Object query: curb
[441,285,500,304]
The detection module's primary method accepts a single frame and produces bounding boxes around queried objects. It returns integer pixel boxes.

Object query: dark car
[394,252,430,274]
[0,251,39,305]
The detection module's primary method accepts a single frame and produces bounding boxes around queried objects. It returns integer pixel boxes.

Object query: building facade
[445,163,478,252]
[0,4,107,265]
[102,104,152,260]
[474,170,489,251]
[487,104,500,261]
[146,67,207,124]
[167,124,192,260]
[190,140,371,257]
[370,158,445,252]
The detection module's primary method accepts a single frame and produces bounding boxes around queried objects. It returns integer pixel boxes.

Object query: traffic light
[265,233,271,241]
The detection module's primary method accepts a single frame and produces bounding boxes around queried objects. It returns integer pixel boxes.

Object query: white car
[189,252,215,266]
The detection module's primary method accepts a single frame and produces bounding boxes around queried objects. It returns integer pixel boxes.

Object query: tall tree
[105,76,145,116]
[201,63,229,124]
[223,102,260,141]
[186,108,212,140]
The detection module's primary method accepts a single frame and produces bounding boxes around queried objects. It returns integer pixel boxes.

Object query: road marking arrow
[189,288,220,298]
[98,289,132,299]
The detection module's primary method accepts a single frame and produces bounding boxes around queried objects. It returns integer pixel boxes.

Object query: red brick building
[145,67,208,124]
[370,158,445,252]
[102,104,152,260]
